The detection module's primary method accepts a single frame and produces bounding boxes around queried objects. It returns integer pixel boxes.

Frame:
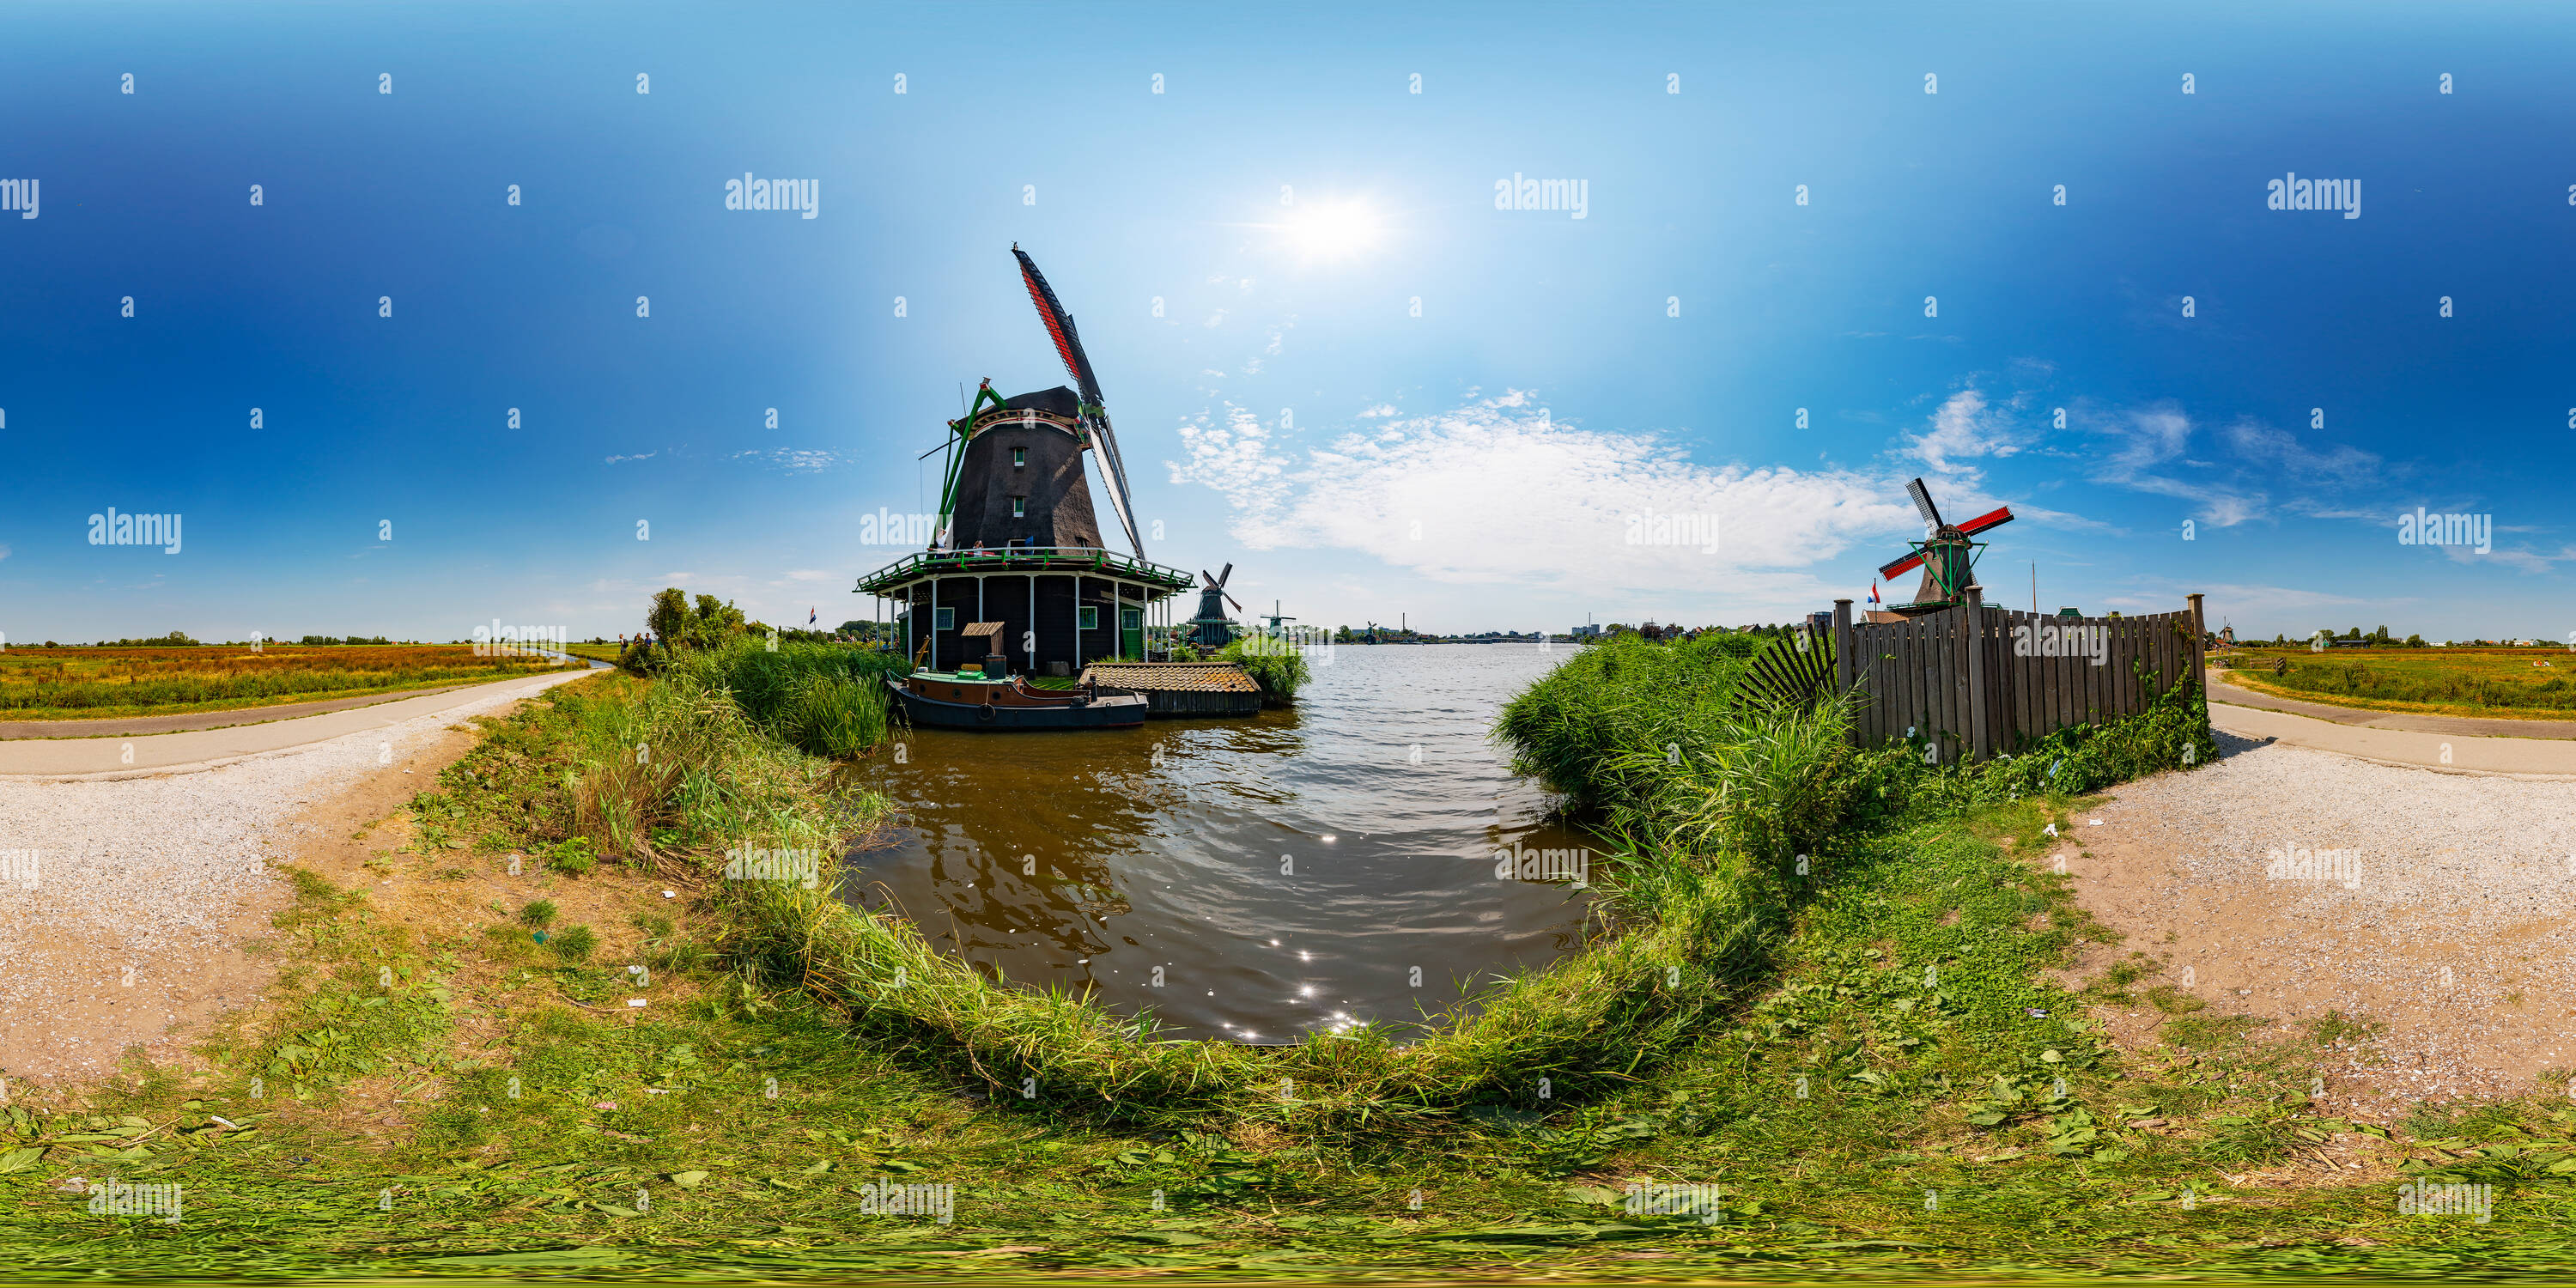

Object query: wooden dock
[1075,661,1264,718]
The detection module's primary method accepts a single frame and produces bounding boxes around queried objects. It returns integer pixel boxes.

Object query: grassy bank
[9,636,2576,1277]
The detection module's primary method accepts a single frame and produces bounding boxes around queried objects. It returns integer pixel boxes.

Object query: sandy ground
[0,671,592,1086]
[2058,728,2576,1114]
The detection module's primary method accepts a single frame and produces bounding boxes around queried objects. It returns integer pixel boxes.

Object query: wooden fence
[1831,590,2205,762]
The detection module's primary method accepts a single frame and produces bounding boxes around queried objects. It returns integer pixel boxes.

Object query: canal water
[840,642,1599,1042]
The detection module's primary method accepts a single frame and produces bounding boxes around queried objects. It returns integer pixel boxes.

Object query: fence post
[1832,598,1854,695]
[2186,592,2207,696]
[1964,585,1990,762]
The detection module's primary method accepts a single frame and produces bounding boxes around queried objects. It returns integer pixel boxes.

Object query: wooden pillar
[1964,585,1990,762]
[2186,592,2207,695]
[1832,598,1854,699]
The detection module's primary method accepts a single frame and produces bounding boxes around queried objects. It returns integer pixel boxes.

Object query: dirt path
[0,670,592,1086]
[2057,730,2576,1114]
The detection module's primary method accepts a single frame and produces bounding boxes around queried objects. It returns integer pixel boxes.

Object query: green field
[2220,645,2576,720]
[0,645,576,721]
[4,641,2568,1278]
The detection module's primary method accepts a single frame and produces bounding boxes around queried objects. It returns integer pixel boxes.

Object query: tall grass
[434,669,878,875]
[1490,631,1765,813]
[667,641,902,758]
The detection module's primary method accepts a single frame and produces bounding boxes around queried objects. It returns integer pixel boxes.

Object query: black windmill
[1186,563,1242,649]
[1874,477,2015,616]
[855,247,1196,678]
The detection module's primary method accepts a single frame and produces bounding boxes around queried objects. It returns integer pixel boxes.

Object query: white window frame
[1078,605,1098,630]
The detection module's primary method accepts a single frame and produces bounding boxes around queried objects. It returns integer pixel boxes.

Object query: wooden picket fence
[1831,591,2205,763]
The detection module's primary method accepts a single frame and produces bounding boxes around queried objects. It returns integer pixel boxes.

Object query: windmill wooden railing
[1831,590,2206,763]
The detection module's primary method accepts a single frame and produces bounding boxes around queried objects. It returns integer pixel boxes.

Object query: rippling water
[840,643,1598,1042]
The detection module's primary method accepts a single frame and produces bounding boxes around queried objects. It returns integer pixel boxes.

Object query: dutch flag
[808,606,817,625]
[1868,581,1881,607]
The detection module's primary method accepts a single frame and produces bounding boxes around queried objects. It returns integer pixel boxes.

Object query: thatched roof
[1076,661,1260,693]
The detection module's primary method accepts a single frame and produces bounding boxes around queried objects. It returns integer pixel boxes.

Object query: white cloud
[1168,393,1919,593]
[605,452,658,465]
[1907,388,2026,474]
[2221,416,2384,487]
[732,448,841,473]
[1358,404,1397,419]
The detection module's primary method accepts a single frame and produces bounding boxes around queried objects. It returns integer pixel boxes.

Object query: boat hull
[884,676,1147,730]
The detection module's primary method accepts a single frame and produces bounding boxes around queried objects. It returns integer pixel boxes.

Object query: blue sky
[1,0,2569,644]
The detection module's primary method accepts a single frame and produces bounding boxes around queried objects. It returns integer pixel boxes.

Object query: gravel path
[2070,730,2576,1108]
[0,669,589,1084]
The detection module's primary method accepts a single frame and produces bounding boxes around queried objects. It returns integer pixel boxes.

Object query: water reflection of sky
[842,643,1599,1042]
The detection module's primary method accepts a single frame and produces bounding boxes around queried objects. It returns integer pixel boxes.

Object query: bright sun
[1278,199,1382,259]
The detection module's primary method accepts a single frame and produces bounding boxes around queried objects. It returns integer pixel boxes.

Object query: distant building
[1571,623,1601,639]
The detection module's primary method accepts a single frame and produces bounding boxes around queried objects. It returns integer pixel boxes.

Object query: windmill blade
[1905,477,1944,534]
[1014,245,1145,556]
[1203,568,1222,588]
[1088,415,1147,556]
[1957,505,2015,536]
[1013,246,1102,405]
[1216,562,1233,586]
[1878,550,1927,580]
[1222,592,1244,612]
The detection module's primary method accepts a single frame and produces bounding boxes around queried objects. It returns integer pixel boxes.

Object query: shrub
[1218,637,1310,706]
[517,899,557,929]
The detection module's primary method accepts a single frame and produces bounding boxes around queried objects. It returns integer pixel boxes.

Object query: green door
[1121,607,1144,659]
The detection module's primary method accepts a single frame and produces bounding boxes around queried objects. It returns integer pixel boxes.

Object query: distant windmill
[1261,599,1296,633]
[1187,564,1243,648]
[1874,477,2014,616]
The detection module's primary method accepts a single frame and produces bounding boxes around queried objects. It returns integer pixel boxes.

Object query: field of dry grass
[2216,646,2576,720]
[0,644,574,720]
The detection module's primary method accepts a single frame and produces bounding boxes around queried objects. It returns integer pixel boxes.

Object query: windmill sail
[1014,246,1146,558]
